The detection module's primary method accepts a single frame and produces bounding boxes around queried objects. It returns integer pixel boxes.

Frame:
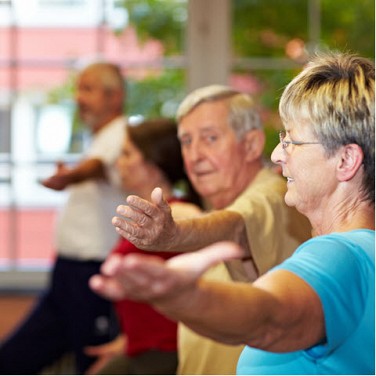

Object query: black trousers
[0,256,119,375]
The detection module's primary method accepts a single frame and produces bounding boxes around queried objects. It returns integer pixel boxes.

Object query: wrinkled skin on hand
[112,187,179,251]
[89,241,243,306]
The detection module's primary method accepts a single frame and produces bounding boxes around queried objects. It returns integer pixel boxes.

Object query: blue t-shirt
[237,230,375,375]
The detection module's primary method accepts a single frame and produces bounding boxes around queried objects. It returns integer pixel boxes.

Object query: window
[0,0,373,289]
[230,0,374,155]
[0,0,187,289]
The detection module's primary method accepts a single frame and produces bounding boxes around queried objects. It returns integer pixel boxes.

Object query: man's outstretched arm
[112,187,249,256]
[41,158,106,191]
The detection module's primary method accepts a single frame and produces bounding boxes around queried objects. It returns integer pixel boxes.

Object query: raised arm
[90,241,324,352]
[112,187,249,255]
[41,158,106,191]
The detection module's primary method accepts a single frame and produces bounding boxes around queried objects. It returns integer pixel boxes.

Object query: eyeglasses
[279,131,321,150]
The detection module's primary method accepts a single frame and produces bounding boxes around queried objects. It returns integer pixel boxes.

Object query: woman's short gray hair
[279,51,375,203]
[177,85,262,140]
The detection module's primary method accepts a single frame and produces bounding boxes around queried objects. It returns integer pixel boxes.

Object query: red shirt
[111,198,182,356]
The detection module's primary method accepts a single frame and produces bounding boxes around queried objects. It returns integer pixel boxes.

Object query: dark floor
[0,293,76,374]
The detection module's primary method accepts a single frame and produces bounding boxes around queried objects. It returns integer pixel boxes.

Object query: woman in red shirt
[85,118,202,375]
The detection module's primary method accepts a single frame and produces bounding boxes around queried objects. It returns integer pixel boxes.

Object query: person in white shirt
[0,62,127,375]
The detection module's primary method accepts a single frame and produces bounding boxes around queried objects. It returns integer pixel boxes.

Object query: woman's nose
[271,142,284,167]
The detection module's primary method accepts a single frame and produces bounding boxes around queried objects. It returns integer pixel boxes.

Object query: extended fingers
[125,194,160,218]
[89,274,127,301]
[167,241,243,276]
[89,254,157,301]
[109,254,177,300]
[125,188,171,216]
[151,187,170,210]
[116,204,151,225]
[112,216,154,248]
[196,241,244,263]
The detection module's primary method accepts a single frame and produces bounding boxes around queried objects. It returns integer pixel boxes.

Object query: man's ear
[336,144,364,182]
[244,129,265,162]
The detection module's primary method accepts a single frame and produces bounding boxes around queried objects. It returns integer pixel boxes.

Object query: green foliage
[230,0,374,155]
[232,0,374,58]
[320,0,375,58]
[232,0,309,57]
[122,0,374,117]
[264,126,280,158]
[46,0,374,157]
[126,69,186,118]
[119,0,187,55]
[254,69,301,110]
[46,72,76,105]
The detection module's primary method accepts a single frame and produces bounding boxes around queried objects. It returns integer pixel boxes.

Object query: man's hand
[112,187,179,251]
[41,161,71,191]
[41,158,106,191]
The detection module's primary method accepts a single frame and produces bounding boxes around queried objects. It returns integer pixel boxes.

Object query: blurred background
[0,0,374,292]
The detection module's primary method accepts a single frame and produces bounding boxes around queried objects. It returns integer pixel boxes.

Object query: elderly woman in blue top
[90,51,375,375]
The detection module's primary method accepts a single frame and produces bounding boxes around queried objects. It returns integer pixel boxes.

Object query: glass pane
[0,0,188,281]
[0,208,12,269]
[321,0,375,58]
[0,209,55,269]
[126,68,186,118]
[123,0,187,57]
[15,209,56,268]
[231,0,375,159]
[232,0,374,59]
[232,0,309,59]
[0,27,13,64]
[17,28,100,62]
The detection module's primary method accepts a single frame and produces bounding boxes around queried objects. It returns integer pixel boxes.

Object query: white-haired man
[0,62,127,375]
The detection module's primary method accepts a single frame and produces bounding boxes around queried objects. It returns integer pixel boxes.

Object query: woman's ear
[244,129,265,162]
[336,144,364,182]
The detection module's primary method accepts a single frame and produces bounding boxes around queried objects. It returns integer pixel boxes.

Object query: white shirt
[55,116,127,261]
